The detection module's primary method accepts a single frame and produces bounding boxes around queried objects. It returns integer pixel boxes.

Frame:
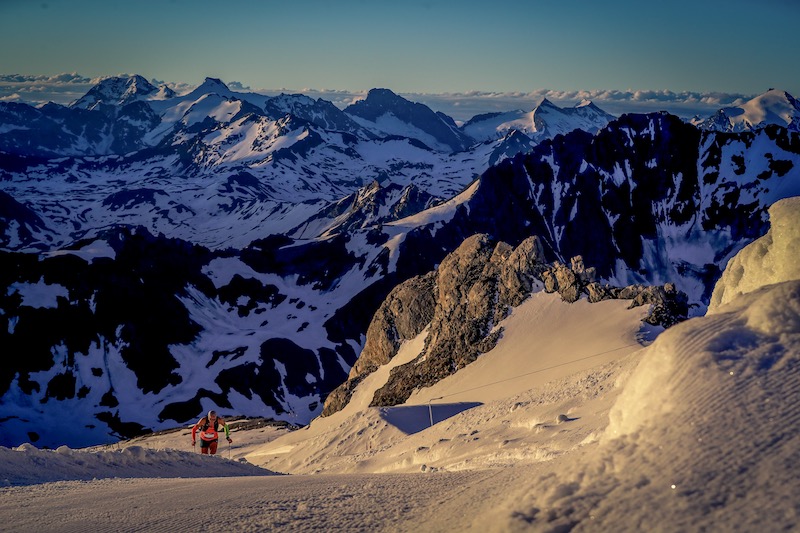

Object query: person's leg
[200,441,210,454]
[210,440,218,455]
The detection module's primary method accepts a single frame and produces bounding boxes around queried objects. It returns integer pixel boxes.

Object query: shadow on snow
[378,403,483,435]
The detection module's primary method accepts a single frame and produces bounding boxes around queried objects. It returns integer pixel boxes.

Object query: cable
[430,342,642,401]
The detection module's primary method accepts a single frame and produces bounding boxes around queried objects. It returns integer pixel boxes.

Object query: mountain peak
[344,89,471,152]
[351,88,406,111]
[366,87,401,100]
[126,74,156,93]
[538,98,558,109]
[71,74,158,110]
[197,77,231,93]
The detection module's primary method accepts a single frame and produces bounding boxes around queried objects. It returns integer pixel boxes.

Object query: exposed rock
[349,272,436,379]
[542,260,582,303]
[325,233,690,416]
[585,282,620,302]
[321,273,436,416]
[630,282,689,328]
[586,281,688,327]
[370,235,548,409]
[498,236,547,308]
[618,284,647,300]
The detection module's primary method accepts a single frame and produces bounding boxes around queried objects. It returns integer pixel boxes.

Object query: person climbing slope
[191,410,232,455]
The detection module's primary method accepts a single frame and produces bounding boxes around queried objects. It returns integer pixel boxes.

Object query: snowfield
[1,197,799,531]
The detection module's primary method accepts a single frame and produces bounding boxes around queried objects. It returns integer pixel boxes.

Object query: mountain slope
[70,74,171,110]
[344,88,473,152]
[694,88,800,132]
[1,79,799,450]
[2,112,798,448]
[461,98,614,143]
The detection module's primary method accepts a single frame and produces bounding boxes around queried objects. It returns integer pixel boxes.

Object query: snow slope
[1,197,798,532]
[243,292,650,475]
[694,88,800,132]
[461,98,614,142]
[508,198,800,531]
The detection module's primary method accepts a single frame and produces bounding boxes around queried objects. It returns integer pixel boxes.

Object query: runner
[191,410,232,455]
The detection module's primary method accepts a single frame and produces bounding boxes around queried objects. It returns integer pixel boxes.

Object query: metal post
[428,396,443,427]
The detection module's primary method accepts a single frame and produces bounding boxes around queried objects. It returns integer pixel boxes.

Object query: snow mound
[246,292,650,475]
[502,197,800,531]
[709,197,800,311]
[0,443,275,486]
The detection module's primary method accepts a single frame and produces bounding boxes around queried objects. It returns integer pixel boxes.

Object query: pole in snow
[428,396,443,427]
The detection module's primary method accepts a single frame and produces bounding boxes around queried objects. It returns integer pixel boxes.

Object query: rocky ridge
[323,233,688,415]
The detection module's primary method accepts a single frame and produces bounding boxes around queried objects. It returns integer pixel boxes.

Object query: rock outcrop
[323,234,547,415]
[323,232,690,416]
[321,273,436,416]
[370,234,548,408]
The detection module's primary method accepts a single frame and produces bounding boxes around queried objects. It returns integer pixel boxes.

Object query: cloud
[384,89,756,120]
[0,73,762,120]
[0,73,92,84]
[227,81,251,91]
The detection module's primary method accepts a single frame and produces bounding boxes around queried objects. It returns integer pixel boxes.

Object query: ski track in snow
[0,471,518,533]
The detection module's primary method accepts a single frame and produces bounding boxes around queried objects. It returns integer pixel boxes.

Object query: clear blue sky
[1,0,798,96]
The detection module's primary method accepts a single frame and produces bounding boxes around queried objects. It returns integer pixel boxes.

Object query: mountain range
[0,76,799,448]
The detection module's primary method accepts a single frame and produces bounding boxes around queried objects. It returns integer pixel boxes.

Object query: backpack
[198,416,221,431]
[197,417,222,441]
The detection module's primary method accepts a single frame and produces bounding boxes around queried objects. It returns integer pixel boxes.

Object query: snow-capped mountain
[71,74,174,110]
[343,88,474,152]
[434,114,800,305]
[265,93,369,135]
[1,76,799,450]
[0,76,524,251]
[461,98,615,143]
[693,88,800,132]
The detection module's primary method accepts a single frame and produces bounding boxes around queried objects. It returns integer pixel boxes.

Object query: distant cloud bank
[0,73,756,121]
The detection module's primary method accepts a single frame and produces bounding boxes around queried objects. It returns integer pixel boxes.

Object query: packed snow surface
[708,196,800,310]
[2,197,799,531]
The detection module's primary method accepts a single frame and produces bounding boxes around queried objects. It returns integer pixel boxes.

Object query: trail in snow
[0,471,517,533]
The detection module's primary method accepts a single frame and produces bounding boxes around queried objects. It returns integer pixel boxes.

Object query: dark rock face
[434,113,800,305]
[0,227,352,446]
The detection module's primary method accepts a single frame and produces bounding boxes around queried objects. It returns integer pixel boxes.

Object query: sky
[1,0,799,118]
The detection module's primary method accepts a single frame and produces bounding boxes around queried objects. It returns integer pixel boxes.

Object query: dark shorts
[199,438,218,448]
